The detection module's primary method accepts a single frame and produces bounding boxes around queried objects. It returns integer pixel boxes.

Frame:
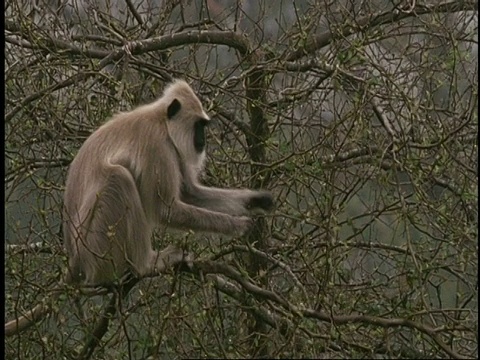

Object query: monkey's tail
[5,303,51,336]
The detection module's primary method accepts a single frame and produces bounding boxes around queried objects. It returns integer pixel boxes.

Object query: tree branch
[5,25,251,62]
[192,260,469,359]
[286,1,477,61]
[6,252,469,358]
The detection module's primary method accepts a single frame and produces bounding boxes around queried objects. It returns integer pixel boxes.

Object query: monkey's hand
[246,191,275,214]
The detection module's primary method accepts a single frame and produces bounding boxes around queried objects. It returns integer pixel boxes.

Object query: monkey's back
[63,105,170,284]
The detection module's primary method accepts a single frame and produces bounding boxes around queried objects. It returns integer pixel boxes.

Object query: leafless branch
[286,1,477,61]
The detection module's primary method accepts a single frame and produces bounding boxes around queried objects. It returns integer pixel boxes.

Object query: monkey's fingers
[246,192,275,213]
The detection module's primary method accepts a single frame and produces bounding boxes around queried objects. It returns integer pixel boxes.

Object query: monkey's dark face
[194,119,209,153]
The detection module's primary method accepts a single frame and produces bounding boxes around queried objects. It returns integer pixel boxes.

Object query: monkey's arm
[181,183,274,216]
[161,199,253,236]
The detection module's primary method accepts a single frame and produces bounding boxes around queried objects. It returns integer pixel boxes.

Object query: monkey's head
[162,80,211,174]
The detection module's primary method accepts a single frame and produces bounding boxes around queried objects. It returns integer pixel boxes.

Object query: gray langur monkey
[64,79,274,285]
[5,80,274,335]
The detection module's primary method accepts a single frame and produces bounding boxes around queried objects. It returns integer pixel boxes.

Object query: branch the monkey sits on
[5,80,274,335]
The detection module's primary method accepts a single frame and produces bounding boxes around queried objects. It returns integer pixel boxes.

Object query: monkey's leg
[87,165,189,281]
[72,164,154,285]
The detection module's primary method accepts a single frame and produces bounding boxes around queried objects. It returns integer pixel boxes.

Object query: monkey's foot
[158,245,194,271]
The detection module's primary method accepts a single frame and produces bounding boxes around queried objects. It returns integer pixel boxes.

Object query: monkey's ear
[167,99,181,119]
